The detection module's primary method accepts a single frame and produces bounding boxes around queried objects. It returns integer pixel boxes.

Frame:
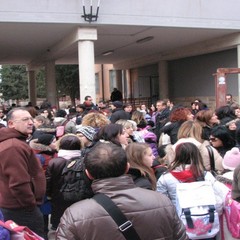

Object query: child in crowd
[126,142,156,190]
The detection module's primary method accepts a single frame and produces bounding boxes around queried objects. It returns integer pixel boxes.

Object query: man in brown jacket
[57,142,188,240]
[0,107,46,237]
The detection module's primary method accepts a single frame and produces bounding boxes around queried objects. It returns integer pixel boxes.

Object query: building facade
[1,0,240,108]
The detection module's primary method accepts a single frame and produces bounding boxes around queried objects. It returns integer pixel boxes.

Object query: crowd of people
[0,93,240,239]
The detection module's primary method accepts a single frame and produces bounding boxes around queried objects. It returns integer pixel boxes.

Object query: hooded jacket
[0,128,46,209]
[29,138,57,171]
[56,175,188,240]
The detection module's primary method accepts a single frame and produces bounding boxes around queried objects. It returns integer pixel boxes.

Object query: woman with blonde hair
[166,120,224,174]
[116,119,145,143]
[81,112,110,129]
[131,110,147,129]
[177,120,203,143]
[116,119,134,143]
[126,142,156,190]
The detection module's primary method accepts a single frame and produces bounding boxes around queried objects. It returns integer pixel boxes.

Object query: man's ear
[85,169,94,180]
[124,162,130,174]
[7,120,14,129]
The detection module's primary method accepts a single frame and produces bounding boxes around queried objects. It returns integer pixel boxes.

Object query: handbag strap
[93,193,141,240]
[206,145,215,172]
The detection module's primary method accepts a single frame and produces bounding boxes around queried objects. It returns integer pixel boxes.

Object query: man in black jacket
[154,99,170,140]
[110,88,123,102]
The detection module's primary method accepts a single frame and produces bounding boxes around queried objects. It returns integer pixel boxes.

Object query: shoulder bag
[93,193,141,240]
[206,145,217,176]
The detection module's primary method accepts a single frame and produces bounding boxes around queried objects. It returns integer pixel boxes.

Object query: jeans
[1,206,44,238]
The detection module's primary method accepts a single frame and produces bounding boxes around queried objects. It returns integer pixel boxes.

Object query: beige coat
[165,137,224,173]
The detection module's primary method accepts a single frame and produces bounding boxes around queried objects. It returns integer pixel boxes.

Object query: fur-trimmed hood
[29,138,53,152]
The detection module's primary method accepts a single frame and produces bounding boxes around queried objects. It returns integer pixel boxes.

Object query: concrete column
[130,69,138,98]
[158,60,169,99]
[27,70,36,106]
[77,28,97,103]
[124,69,131,99]
[45,61,58,108]
[116,70,122,92]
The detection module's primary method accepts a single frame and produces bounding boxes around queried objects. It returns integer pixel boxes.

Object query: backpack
[60,157,94,203]
[176,180,220,239]
[224,190,240,238]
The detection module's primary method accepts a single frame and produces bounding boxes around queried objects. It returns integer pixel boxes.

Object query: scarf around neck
[170,169,195,183]
[58,149,81,160]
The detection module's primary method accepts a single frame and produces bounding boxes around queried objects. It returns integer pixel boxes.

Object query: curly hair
[170,107,191,122]
[81,112,110,128]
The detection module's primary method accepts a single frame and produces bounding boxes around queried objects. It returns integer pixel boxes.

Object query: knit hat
[76,126,96,141]
[37,133,55,146]
[223,147,240,170]
[112,101,123,108]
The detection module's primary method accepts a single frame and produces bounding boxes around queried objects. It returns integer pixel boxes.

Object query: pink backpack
[225,190,240,238]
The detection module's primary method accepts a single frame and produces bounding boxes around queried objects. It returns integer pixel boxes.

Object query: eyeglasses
[209,137,218,142]
[13,117,34,122]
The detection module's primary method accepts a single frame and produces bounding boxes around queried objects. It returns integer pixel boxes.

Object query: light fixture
[136,36,154,44]
[82,0,100,23]
[102,50,114,56]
